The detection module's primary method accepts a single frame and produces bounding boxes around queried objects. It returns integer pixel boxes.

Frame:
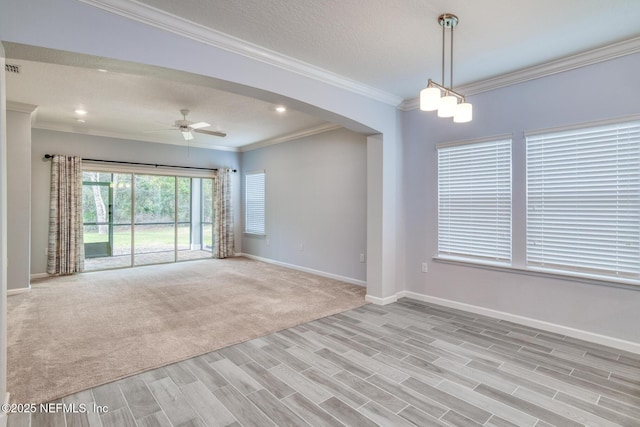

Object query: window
[245,171,265,235]
[438,138,512,264]
[82,171,214,271]
[526,120,640,283]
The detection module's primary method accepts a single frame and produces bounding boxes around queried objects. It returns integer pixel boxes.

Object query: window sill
[243,233,266,238]
[433,256,639,291]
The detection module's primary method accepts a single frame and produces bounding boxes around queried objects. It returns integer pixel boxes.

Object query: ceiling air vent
[5,64,21,74]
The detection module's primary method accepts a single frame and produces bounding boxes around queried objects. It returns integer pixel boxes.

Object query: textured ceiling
[135,0,640,99]
[5,0,640,149]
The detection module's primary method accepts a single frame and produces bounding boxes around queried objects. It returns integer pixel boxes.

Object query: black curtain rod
[43,154,236,173]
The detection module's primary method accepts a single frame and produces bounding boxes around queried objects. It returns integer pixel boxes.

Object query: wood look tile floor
[8,298,640,426]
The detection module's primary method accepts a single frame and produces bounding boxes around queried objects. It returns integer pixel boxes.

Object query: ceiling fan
[171,109,226,140]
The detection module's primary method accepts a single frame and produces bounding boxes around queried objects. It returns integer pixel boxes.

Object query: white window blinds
[245,171,265,235]
[526,120,640,282]
[438,138,512,263]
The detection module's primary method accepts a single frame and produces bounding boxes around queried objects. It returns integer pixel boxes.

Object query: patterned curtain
[47,155,84,274]
[213,168,235,258]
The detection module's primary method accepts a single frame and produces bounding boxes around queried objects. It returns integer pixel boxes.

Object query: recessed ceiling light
[97,69,108,73]
[76,119,85,123]
[275,106,287,113]
[74,109,88,115]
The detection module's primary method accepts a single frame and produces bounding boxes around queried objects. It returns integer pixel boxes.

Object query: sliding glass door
[82,170,214,271]
[134,174,176,266]
[83,172,133,270]
[82,174,112,259]
[176,177,214,261]
[112,174,134,268]
[177,177,192,260]
[201,178,214,253]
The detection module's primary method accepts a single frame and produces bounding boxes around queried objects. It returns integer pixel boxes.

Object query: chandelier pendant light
[420,13,472,123]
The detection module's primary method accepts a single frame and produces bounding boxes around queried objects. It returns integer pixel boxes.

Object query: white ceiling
[5,0,640,149]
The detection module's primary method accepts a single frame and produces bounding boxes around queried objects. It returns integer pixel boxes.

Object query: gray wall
[241,128,367,283]
[402,51,640,343]
[31,129,241,275]
[7,110,32,290]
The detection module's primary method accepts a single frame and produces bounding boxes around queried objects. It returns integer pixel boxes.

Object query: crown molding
[240,123,342,152]
[33,122,342,152]
[78,0,403,107]
[6,101,38,113]
[33,123,240,152]
[399,35,640,111]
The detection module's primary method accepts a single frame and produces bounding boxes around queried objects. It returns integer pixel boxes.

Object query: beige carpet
[8,257,367,404]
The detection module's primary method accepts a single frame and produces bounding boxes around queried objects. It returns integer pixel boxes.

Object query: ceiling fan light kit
[419,13,472,123]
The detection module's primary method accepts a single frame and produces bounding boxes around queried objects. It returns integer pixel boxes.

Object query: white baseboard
[365,294,398,305]
[238,253,366,287]
[7,286,30,296]
[30,272,50,280]
[397,290,640,355]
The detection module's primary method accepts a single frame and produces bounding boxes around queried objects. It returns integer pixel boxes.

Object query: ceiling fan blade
[194,129,227,137]
[181,130,194,141]
[190,121,210,129]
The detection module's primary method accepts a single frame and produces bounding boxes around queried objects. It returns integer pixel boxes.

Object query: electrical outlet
[421,262,428,273]
[359,253,365,263]
[266,238,270,246]
[299,243,304,251]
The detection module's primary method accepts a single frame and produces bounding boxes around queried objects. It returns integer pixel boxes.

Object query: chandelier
[420,13,472,123]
